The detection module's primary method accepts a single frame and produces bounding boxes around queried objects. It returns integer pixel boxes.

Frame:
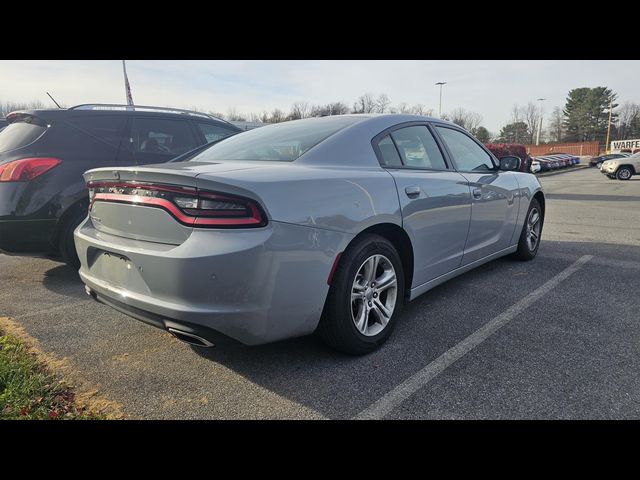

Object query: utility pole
[605,96,613,154]
[435,82,446,118]
[536,98,545,146]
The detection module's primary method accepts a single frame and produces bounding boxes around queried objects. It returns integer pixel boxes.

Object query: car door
[373,123,472,288]
[434,125,520,265]
[117,116,202,166]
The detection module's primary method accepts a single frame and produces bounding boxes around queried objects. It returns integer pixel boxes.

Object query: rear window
[187,117,362,162]
[0,119,47,154]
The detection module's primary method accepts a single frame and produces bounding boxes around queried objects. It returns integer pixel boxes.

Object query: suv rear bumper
[0,218,57,255]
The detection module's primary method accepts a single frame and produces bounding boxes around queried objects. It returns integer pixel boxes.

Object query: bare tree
[268,108,286,123]
[248,112,262,123]
[547,106,564,143]
[260,111,270,123]
[410,104,433,116]
[226,107,246,122]
[616,102,640,139]
[523,102,541,144]
[0,99,46,117]
[327,102,349,115]
[352,93,378,114]
[375,94,391,113]
[448,107,483,132]
[289,101,309,120]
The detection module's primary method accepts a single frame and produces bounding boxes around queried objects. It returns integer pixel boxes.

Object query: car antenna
[46,92,62,109]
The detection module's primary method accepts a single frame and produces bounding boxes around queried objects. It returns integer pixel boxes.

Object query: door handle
[472,188,482,199]
[405,186,421,199]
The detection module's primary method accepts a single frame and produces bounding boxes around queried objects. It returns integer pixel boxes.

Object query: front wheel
[317,234,404,355]
[616,167,633,180]
[596,162,603,169]
[512,198,543,261]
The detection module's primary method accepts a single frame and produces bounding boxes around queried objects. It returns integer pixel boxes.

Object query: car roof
[5,104,239,129]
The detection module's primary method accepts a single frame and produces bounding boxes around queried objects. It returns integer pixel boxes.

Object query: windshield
[185,116,363,162]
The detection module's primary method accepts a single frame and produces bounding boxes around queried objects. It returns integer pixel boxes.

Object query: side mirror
[499,156,521,171]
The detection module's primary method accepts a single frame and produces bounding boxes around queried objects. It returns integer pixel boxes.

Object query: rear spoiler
[5,111,48,127]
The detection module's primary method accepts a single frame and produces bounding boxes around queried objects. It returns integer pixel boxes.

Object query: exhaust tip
[167,328,215,348]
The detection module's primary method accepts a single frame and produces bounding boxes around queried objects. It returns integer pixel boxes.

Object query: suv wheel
[58,204,88,270]
[616,167,633,180]
[317,234,404,355]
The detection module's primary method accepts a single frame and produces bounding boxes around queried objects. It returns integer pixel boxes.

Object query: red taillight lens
[87,181,267,228]
[0,157,62,182]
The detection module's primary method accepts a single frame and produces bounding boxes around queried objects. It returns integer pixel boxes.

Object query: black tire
[616,167,633,181]
[596,162,603,169]
[512,198,543,261]
[58,204,88,270]
[316,234,405,355]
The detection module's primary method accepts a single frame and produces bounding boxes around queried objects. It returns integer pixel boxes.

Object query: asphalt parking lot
[1,167,639,419]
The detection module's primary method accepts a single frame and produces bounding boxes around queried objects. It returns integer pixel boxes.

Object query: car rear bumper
[75,217,352,345]
[0,218,57,255]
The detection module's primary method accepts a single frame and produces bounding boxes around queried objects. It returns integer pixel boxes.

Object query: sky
[1,60,639,134]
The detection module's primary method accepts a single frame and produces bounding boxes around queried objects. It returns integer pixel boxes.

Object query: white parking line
[354,254,593,420]
[12,300,90,320]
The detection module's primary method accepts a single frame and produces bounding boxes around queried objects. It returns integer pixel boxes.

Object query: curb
[536,165,590,178]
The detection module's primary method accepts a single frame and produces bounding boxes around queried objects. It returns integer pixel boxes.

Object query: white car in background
[601,152,640,180]
[530,160,541,174]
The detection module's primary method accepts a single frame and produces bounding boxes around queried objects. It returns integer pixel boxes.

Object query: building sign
[611,139,640,152]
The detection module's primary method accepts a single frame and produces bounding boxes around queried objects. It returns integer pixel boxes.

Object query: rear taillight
[87,181,267,228]
[0,157,61,182]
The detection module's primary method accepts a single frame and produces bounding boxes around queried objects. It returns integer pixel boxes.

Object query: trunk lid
[84,161,267,244]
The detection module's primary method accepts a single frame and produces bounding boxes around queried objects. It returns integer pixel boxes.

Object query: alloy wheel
[526,208,541,252]
[351,254,398,337]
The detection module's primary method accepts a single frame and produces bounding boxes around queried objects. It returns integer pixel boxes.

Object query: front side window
[129,118,199,156]
[187,116,363,163]
[390,126,447,170]
[436,126,495,172]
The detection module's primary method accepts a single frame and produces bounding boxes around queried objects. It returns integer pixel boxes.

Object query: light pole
[605,96,613,154]
[536,98,545,146]
[435,82,446,118]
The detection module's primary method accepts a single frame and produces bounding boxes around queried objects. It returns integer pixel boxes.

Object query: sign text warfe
[611,139,640,151]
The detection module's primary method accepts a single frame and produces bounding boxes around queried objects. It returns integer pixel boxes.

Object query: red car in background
[484,143,533,173]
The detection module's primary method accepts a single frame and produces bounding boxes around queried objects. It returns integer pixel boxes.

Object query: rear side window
[197,122,235,143]
[0,120,47,153]
[66,115,127,149]
[390,126,447,170]
[129,118,200,156]
[377,135,403,167]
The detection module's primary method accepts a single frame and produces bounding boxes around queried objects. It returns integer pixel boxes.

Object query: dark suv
[0,104,240,267]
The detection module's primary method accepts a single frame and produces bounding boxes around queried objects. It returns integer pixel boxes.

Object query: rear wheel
[58,204,87,270]
[512,198,543,261]
[616,167,633,180]
[317,234,404,355]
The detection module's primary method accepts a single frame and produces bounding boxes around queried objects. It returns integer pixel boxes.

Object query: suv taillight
[0,157,62,182]
[87,181,267,228]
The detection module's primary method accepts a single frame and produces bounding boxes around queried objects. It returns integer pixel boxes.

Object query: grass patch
[0,332,104,420]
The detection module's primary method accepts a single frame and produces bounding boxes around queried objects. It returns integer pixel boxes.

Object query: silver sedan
[75,114,545,354]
